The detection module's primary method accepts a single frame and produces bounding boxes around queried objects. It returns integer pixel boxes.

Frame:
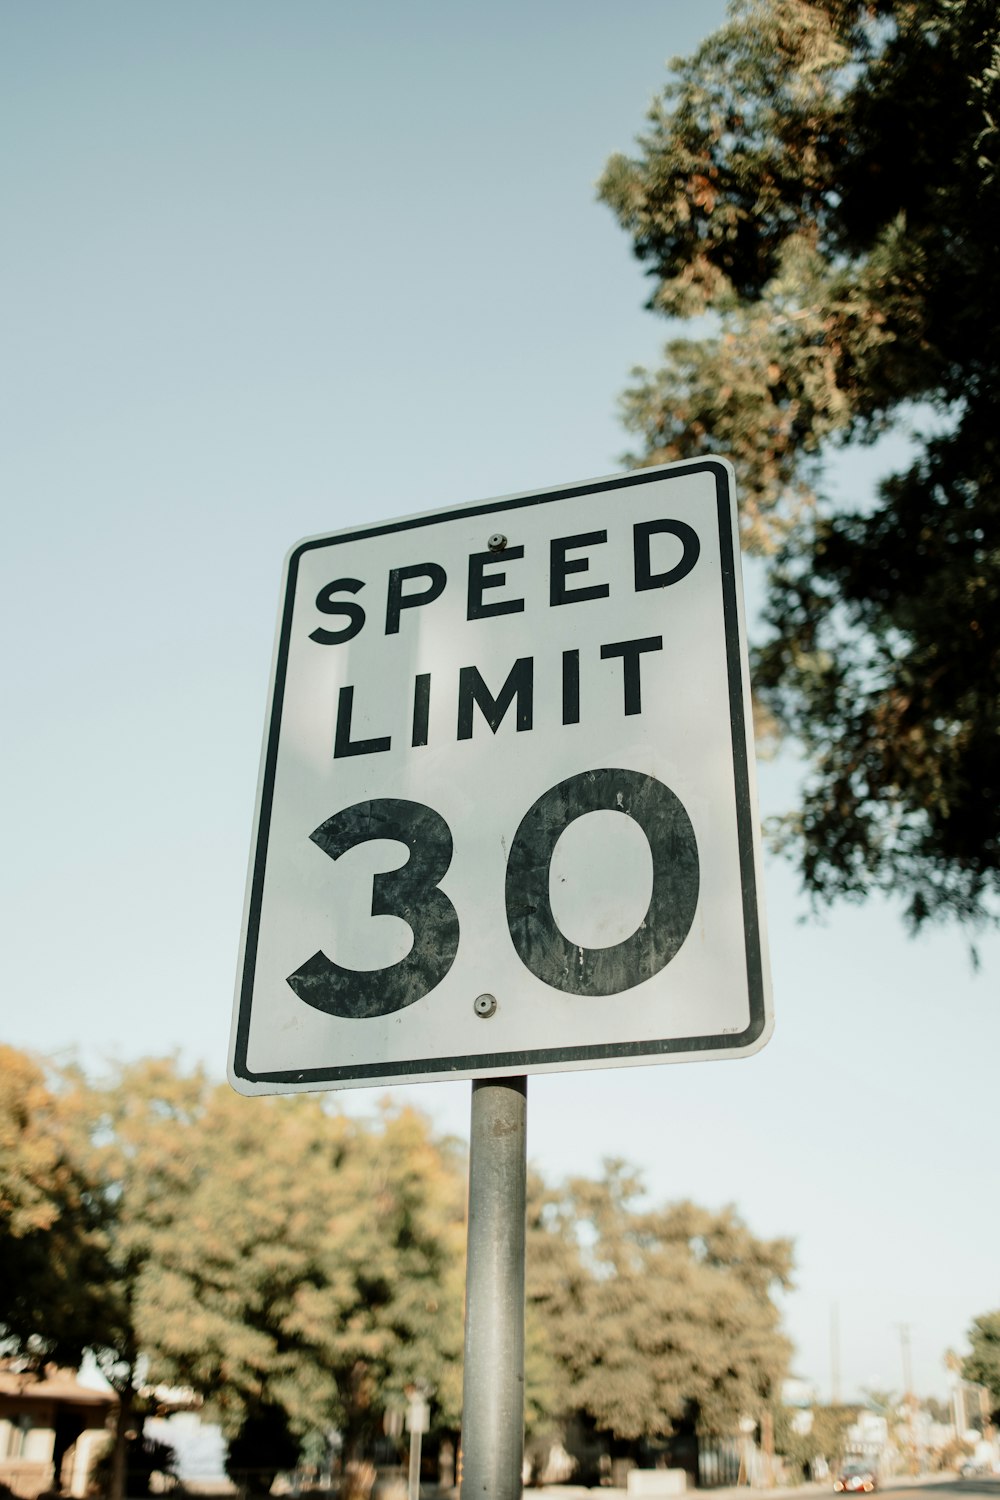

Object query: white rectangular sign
[229,460,771,1093]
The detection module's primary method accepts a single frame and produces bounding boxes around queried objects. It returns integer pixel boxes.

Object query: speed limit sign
[229,460,771,1093]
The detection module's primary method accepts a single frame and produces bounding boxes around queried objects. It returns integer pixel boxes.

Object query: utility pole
[761,1410,775,1488]
[946,1351,967,1439]
[831,1300,841,1406]
[978,1383,994,1448]
[897,1324,917,1474]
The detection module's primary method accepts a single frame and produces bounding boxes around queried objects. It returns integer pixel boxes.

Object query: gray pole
[460,1076,527,1500]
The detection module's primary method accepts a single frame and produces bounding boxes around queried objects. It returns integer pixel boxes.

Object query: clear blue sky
[2,1,997,1407]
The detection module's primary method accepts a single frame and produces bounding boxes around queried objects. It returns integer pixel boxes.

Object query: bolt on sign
[229,460,772,1094]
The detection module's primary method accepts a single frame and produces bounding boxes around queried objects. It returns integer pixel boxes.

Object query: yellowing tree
[0,1046,106,1367]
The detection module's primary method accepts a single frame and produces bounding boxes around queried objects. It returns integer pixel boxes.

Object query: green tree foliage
[3,1050,799,1476]
[963,1311,1000,1417]
[524,1170,585,1432]
[63,1057,209,1500]
[0,1046,106,1366]
[599,0,1000,927]
[528,1163,793,1443]
[1,1053,201,1499]
[1,1050,468,1495]
[132,1084,467,1467]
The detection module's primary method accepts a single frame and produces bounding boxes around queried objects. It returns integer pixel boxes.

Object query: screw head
[474,993,497,1018]
[487,533,507,552]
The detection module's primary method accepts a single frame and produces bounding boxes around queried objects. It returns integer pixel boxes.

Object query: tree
[137,1085,467,1474]
[524,1170,583,1428]
[0,1046,107,1369]
[963,1311,1000,1419]
[528,1163,793,1458]
[2,1051,469,1490]
[62,1057,208,1500]
[599,0,1000,928]
[1,1050,206,1500]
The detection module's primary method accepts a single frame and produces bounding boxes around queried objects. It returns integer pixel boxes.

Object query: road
[878,1485,1000,1500]
[530,1475,1000,1500]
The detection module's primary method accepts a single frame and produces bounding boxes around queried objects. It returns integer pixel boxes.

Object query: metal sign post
[229,460,774,1497]
[460,1076,527,1500]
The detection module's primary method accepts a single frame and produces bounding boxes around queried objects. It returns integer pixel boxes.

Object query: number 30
[286,768,699,1019]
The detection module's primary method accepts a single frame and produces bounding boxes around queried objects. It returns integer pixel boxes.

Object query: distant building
[0,1364,116,1499]
[845,1409,888,1460]
[145,1410,228,1488]
[782,1377,819,1410]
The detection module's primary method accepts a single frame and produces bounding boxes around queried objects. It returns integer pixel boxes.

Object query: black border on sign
[232,461,766,1087]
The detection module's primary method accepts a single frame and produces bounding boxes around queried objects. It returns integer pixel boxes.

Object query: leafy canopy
[0,1046,108,1367]
[0,1051,469,1491]
[109,1077,468,1462]
[3,1049,798,1470]
[964,1310,1000,1417]
[528,1163,793,1442]
[600,0,1000,928]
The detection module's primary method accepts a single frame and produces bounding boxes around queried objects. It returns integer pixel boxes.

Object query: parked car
[834,1463,878,1493]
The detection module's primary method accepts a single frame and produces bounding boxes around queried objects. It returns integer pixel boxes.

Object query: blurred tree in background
[0,1054,470,1492]
[2,1051,795,1485]
[600,0,1000,929]
[527,1162,793,1456]
[964,1310,1000,1419]
[64,1058,208,1500]
[0,1045,106,1366]
[138,1085,467,1468]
